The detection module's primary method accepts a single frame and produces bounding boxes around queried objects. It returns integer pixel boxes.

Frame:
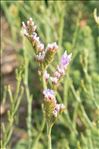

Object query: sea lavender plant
[22,18,72,149]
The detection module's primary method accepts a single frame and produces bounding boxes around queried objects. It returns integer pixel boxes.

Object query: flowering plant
[1,2,99,149]
[22,18,72,149]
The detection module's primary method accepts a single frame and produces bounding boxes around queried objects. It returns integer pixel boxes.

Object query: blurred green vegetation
[1,0,99,149]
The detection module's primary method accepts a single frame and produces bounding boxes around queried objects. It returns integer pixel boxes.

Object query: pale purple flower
[55,51,72,78]
[49,51,72,85]
[53,105,59,117]
[60,51,72,68]
[53,103,65,117]
[43,89,56,101]
[55,104,60,112]
[43,89,65,119]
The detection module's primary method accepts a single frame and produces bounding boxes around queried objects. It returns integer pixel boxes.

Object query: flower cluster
[36,42,58,65]
[22,17,37,36]
[43,42,58,68]
[53,51,72,82]
[44,51,72,85]
[22,18,44,53]
[43,89,65,123]
[22,18,72,125]
[22,18,58,69]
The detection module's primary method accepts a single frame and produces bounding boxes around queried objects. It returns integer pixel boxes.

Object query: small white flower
[47,42,58,52]
[53,110,58,117]
[55,104,60,112]
[36,52,45,61]
[50,77,58,84]
[27,20,30,25]
[60,104,65,112]
[44,71,50,80]
[22,21,26,28]
[57,65,65,75]
[54,71,61,78]
[29,17,33,21]
[22,18,37,36]
[37,43,44,52]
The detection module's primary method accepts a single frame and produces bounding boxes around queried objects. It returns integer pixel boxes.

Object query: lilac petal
[43,89,55,99]
[60,51,72,66]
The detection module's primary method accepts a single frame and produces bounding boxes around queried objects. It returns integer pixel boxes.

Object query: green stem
[70,84,92,128]
[2,79,23,148]
[26,88,32,149]
[42,70,47,89]
[42,70,53,149]
[47,124,52,149]
[24,59,32,148]
[58,6,65,60]
[31,71,46,148]
[23,36,33,148]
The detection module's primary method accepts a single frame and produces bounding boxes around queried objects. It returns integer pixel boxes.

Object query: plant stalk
[47,123,52,149]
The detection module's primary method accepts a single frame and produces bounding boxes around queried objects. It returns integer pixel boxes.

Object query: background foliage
[1,0,99,149]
